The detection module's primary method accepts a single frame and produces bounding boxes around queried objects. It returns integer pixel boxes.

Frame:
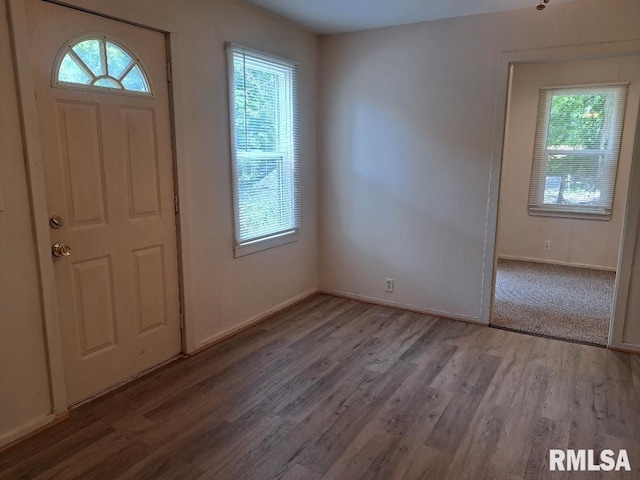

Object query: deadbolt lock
[49,215,64,229]
[52,243,72,258]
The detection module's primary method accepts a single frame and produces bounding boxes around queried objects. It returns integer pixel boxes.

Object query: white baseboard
[191,288,319,354]
[319,288,485,325]
[0,413,57,449]
[497,255,617,272]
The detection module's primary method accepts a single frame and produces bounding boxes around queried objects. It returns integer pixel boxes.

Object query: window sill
[234,230,298,258]
[528,207,611,221]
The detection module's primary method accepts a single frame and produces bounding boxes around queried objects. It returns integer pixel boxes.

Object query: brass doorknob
[52,243,72,257]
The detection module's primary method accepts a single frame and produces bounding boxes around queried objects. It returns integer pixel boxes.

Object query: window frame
[53,33,153,97]
[527,83,628,220]
[226,43,300,257]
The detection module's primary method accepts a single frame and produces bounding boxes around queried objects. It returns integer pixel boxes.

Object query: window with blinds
[226,44,300,256]
[528,84,628,220]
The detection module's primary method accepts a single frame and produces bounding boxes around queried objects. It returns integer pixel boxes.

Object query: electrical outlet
[385,278,394,293]
[544,240,551,251]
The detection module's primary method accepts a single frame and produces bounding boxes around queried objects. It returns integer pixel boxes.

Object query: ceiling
[242,0,574,34]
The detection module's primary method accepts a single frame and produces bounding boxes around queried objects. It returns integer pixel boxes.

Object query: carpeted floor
[492,258,616,345]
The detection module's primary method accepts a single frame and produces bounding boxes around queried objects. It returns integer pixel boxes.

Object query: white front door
[26,0,182,404]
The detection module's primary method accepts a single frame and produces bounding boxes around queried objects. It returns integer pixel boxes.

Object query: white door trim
[482,39,640,353]
[6,0,193,436]
[7,0,68,417]
[43,0,177,33]
[613,82,640,352]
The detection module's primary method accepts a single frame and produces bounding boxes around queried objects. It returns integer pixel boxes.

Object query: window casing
[528,84,628,220]
[226,44,300,256]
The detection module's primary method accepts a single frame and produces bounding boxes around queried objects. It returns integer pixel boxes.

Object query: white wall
[318,0,640,322]
[1,0,317,445]
[0,0,52,445]
[496,58,640,271]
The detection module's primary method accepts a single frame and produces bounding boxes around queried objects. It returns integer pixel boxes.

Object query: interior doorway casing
[482,40,640,352]
[7,0,192,421]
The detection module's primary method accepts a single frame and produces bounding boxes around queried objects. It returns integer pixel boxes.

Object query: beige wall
[318,0,640,321]
[1,0,317,445]
[0,1,52,445]
[497,58,640,271]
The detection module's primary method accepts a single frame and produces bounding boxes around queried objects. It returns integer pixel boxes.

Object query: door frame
[481,39,640,353]
[7,0,191,418]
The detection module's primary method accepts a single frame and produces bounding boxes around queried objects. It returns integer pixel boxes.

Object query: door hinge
[174,194,179,214]
[167,61,172,83]
[180,313,185,330]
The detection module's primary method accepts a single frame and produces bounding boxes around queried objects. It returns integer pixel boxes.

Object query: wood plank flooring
[2,294,639,479]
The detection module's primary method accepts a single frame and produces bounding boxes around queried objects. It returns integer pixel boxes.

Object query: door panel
[122,107,162,218]
[57,101,108,227]
[132,245,168,334]
[27,0,181,404]
[71,256,118,356]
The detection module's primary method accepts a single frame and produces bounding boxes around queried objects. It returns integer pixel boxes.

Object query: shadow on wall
[321,39,490,317]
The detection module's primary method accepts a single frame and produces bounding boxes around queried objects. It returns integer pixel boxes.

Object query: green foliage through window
[57,37,150,94]
[528,85,627,218]
[228,45,299,249]
[547,93,608,149]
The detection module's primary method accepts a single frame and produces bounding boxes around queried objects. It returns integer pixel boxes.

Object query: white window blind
[528,84,628,219]
[226,44,300,256]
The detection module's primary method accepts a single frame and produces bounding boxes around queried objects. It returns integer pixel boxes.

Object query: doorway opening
[491,56,640,346]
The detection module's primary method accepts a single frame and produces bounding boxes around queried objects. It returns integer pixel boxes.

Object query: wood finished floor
[2,294,639,479]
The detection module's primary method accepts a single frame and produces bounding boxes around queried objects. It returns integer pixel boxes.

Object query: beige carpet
[492,259,615,346]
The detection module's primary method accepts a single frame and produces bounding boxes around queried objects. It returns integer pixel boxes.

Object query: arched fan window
[55,35,151,95]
